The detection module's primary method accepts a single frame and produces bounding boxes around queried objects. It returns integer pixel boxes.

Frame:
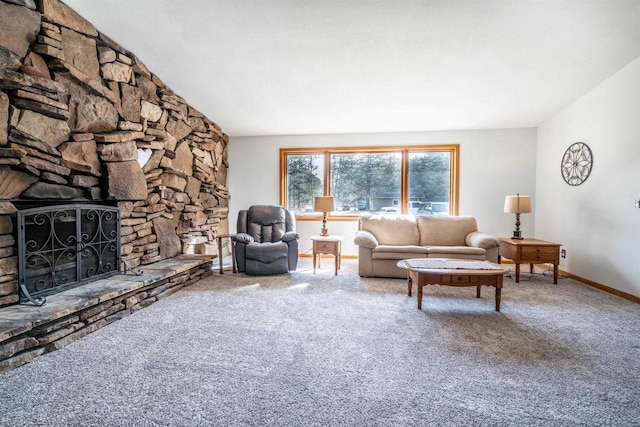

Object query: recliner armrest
[354,230,378,249]
[465,231,499,249]
[282,231,299,243]
[233,233,254,244]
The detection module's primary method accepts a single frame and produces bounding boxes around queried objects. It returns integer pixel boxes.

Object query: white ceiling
[63,0,640,137]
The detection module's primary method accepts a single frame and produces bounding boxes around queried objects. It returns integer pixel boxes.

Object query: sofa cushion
[417,216,478,246]
[372,245,428,260]
[359,215,419,246]
[246,241,288,263]
[374,244,428,254]
[246,205,287,243]
[246,257,289,275]
[425,245,486,257]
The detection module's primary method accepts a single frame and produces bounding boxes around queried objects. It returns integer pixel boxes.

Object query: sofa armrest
[465,231,499,249]
[233,233,254,244]
[354,230,378,249]
[282,231,299,243]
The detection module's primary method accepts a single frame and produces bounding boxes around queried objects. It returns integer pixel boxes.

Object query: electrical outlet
[561,249,566,259]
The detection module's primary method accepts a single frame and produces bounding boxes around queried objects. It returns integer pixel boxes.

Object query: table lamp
[314,196,334,236]
[504,193,532,240]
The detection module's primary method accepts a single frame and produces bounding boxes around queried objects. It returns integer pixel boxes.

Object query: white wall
[537,57,640,297]
[228,128,537,257]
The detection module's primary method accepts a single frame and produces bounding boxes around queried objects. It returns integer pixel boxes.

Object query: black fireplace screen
[17,204,121,304]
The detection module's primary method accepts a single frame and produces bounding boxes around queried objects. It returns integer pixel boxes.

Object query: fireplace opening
[17,204,121,305]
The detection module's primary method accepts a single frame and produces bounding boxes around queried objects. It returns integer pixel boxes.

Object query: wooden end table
[311,235,344,275]
[215,233,237,274]
[498,238,561,284]
[397,259,510,311]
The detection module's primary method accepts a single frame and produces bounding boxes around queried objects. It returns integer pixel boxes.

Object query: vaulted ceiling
[64,0,640,137]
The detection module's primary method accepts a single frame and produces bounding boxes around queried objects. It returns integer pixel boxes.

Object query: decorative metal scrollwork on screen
[17,205,121,305]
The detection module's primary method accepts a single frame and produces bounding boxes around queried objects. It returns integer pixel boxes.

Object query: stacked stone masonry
[0,0,230,308]
[0,256,213,372]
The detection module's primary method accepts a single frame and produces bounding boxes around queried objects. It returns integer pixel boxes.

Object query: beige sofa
[354,215,500,278]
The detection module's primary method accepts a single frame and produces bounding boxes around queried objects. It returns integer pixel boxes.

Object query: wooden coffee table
[397,259,510,311]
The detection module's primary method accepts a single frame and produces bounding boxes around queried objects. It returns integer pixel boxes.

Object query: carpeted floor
[1,258,639,426]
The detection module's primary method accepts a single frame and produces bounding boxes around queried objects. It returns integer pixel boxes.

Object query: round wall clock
[561,142,593,186]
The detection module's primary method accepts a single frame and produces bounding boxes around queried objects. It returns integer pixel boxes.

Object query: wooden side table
[216,233,237,274]
[311,235,344,275]
[498,238,561,284]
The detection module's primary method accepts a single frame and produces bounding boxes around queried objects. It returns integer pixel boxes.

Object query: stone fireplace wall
[0,0,230,308]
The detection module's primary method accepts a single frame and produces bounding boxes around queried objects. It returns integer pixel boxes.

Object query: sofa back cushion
[417,216,478,246]
[242,205,288,243]
[359,215,419,246]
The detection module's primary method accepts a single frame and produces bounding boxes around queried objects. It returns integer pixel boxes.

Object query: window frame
[279,144,459,220]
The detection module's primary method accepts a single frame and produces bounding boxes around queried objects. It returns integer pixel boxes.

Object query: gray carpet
[1,258,639,426]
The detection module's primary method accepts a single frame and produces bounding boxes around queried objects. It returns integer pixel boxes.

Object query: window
[408,151,452,215]
[280,145,459,218]
[284,153,324,213]
[330,152,401,215]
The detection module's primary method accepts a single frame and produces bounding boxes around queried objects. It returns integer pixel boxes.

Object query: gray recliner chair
[233,205,299,275]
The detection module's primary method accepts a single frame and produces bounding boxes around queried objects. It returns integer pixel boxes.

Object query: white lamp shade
[504,195,532,214]
[314,196,335,213]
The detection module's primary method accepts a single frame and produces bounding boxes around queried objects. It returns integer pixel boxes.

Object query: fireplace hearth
[17,205,120,305]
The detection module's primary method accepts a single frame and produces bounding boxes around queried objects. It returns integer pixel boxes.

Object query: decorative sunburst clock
[561,142,593,186]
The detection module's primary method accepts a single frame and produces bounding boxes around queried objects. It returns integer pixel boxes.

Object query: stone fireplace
[0,0,230,308]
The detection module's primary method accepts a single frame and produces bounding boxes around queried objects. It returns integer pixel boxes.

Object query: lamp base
[320,213,329,236]
[511,213,524,239]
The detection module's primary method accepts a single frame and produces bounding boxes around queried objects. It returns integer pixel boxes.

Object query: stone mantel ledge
[0,255,213,343]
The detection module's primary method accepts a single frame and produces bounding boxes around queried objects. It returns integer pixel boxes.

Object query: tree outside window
[286,154,323,214]
[408,151,451,215]
[330,153,401,215]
